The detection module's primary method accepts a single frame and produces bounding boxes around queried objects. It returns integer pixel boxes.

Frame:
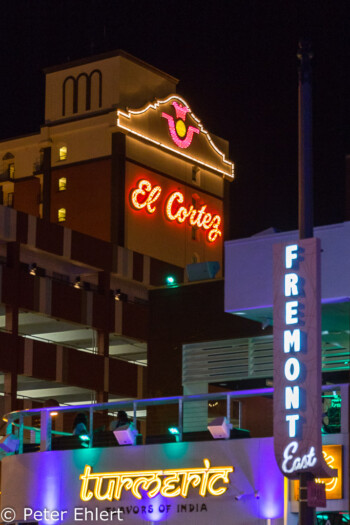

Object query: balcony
[2,385,348,454]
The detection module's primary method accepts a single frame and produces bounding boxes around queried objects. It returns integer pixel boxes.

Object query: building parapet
[225,221,350,314]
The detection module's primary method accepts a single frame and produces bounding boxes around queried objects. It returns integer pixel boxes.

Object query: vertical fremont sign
[273,238,336,480]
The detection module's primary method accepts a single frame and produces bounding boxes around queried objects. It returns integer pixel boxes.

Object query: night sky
[1,1,349,239]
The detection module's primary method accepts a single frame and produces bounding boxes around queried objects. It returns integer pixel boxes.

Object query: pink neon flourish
[162,113,199,149]
[172,101,190,120]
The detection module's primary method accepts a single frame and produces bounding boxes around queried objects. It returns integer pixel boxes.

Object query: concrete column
[40,410,52,452]
[42,147,52,222]
[111,132,126,246]
[96,271,111,404]
[4,242,20,414]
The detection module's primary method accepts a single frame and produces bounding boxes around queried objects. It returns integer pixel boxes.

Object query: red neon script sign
[130,179,222,243]
[130,179,162,213]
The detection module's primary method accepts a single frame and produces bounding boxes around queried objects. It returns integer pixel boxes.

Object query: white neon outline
[116,95,234,179]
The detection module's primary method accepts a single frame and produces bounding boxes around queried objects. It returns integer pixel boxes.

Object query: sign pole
[298,38,314,241]
[297,38,316,525]
[273,41,335,523]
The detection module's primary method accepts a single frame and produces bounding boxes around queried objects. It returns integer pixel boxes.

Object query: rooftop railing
[2,383,348,455]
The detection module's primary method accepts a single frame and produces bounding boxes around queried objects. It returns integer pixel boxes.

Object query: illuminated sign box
[292,445,343,500]
[273,239,335,480]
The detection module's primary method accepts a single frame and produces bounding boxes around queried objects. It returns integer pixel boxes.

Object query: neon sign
[117,95,234,179]
[293,445,343,500]
[130,179,161,214]
[162,101,199,148]
[282,441,317,474]
[283,245,303,441]
[130,179,222,243]
[79,459,233,501]
[316,450,339,494]
[273,238,336,480]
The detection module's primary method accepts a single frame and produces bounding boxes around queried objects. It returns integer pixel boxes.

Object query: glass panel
[322,388,341,434]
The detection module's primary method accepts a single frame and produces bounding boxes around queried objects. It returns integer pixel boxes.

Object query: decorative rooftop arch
[117,95,234,180]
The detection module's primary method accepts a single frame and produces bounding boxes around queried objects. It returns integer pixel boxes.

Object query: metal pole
[18,414,24,454]
[178,398,183,442]
[226,394,231,439]
[133,402,137,428]
[297,38,316,525]
[298,39,314,240]
[89,406,94,448]
[299,472,315,525]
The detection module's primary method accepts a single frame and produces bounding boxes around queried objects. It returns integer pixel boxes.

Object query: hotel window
[2,153,15,179]
[58,177,67,191]
[8,163,15,179]
[58,208,66,222]
[59,146,67,161]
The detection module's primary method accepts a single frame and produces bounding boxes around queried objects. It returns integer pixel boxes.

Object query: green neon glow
[168,427,179,435]
[166,276,176,285]
[323,366,349,371]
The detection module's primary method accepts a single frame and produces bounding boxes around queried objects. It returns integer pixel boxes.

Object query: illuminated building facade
[0,50,348,525]
[0,50,234,416]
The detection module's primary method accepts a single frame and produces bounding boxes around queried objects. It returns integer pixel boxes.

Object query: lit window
[8,163,15,179]
[59,146,67,161]
[58,177,67,191]
[58,208,66,222]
